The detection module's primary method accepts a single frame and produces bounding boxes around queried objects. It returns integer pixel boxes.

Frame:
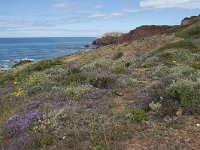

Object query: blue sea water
[0,37,95,68]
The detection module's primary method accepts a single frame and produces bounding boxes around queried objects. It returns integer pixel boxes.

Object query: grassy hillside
[0,19,200,149]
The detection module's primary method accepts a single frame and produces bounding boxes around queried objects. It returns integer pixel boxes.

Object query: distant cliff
[93,15,200,46]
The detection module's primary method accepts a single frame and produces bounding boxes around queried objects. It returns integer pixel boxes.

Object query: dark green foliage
[28,133,53,148]
[192,62,200,69]
[176,26,200,39]
[0,73,14,84]
[168,80,200,114]
[0,59,63,83]
[67,73,86,84]
[89,76,114,88]
[159,41,198,52]
[129,108,147,122]
[12,60,32,68]
[142,79,200,116]
[28,59,62,72]
[113,52,123,59]
[111,65,125,74]
[93,145,110,150]
[124,61,131,68]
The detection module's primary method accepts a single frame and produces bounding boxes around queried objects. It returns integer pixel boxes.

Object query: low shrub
[124,61,131,68]
[192,61,200,69]
[111,65,125,74]
[12,60,32,68]
[128,108,147,122]
[67,73,86,84]
[140,81,179,116]
[28,59,62,72]
[89,76,114,88]
[113,52,123,59]
[176,26,200,39]
[142,56,159,68]
[159,41,198,53]
[28,133,53,148]
[93,145,110,150]
[121,76,138,86]
[149,101,162,112]
[167,80,200,114]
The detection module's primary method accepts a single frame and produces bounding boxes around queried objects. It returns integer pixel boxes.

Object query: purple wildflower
[47,70,61,76]
[83,89,107,99]
[6,112,41,135]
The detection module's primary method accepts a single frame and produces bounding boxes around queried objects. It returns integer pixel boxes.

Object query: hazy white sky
[0,0,199,37]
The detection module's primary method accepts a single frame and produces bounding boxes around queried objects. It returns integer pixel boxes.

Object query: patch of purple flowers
[47,70,61,76]
[83,89,107,99]
[6,112,41,135]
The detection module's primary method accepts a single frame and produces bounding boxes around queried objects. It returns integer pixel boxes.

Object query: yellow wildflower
[13,81,18,85]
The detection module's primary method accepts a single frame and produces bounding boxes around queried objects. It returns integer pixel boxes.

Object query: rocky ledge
[92,32,124,46]
[181,15,200,25]
[93,15,200,46]
[93,25,174,46]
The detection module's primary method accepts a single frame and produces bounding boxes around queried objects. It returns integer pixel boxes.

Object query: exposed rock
[92,32,124,46]
[115,91,124,96]
[119,25,174,43]
[93,26,175,46]
[181,15,200,26]
[84,45,90,48]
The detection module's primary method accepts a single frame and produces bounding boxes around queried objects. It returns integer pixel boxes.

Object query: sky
[0,0,199,37]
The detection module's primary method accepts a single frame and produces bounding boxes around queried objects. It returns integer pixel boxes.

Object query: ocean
[0,37,96,68]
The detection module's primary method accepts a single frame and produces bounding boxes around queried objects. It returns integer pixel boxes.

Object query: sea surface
[0,37,95,68]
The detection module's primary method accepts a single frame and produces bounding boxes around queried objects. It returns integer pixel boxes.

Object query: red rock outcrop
[119,25,174,43]
[92,15,200,46]
[93,25,174,46]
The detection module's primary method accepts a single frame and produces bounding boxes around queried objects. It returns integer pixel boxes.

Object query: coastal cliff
[93,15,200,46]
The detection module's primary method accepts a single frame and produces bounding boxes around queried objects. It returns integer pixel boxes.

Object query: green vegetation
[113,51,123,59]
[192,61,200,69]
[111,65,125,74]
[128,108,147,122]
[176,26,200,39]
[159,41,198,52]
[1,16,200,149]
[12,60,32,68]
[168,80,200,114]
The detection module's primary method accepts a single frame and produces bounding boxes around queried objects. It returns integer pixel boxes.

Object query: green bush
[167,80,200,114]
[29,133,53,148]
[176,26,200,39]
[142,56,159,68]
[93,145,110,150]
[124,61,131,68]
[121,76,138,86]
[113,52,123,59]
[67,73,86,84]
[158,41,198,53]
[89,76,114,88]
[192,62,200,69]
[111,65,125,74]
[12,60,32,68]
[28,59,62,72]
[128,108,147,122]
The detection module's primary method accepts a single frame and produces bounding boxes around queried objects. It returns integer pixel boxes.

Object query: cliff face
[181,15,200,25]
[119,26,174,43]
[93,15,200,46]
[93,26,174,46]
